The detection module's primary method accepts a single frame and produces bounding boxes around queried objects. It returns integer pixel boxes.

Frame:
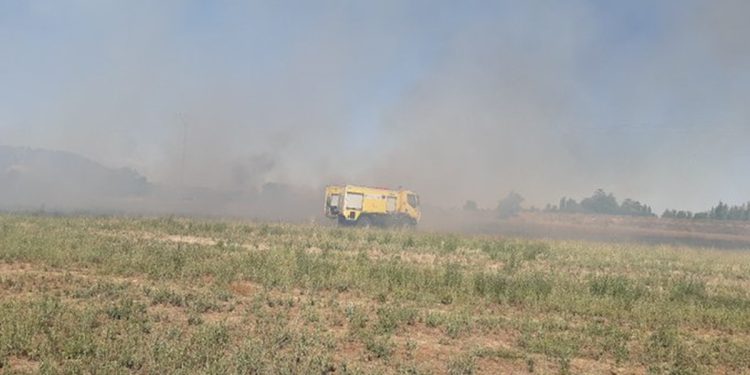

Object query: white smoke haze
[1,0,749,215]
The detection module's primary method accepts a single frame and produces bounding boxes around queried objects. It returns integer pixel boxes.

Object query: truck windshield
[328,194,339,207]
[407,194,419,208]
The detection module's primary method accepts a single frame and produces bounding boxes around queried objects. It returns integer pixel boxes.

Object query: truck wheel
[393,217,407,230]
[357,215,373,228]
[405,218,417,230]
[338,216,351,227]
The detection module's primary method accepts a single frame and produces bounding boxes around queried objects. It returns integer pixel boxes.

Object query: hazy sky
[1,0,749,211]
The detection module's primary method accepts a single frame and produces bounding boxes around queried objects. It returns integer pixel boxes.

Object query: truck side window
[345,193,364,210]
[408,194,419,208]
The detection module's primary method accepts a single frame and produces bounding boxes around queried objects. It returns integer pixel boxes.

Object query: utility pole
[179,113,188,193]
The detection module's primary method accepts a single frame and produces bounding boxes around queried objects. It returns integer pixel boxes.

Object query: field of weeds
[1,214,749,374]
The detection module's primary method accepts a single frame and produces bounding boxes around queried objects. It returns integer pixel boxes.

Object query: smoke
[368,0,750,211]
[1,1,749,214]
[366,2,592,208]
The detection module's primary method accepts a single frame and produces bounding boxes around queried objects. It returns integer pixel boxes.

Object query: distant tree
[497,192,524,219]
[568,198,581,212]
[620,198,654,217]
[693,212,709,220]
[663,209,696,220]
[661,201,750,222]
[558,197,581,213]
[728,203,747,221]
[556,190,654,217]
[463,200,478,211]
[700,201,750,221]
[580,189,619,214]
[711,201,729,220]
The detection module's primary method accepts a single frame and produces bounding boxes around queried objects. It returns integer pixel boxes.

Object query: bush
[669,278,707,302]
[589,275,644,306]
[496,192,524,219]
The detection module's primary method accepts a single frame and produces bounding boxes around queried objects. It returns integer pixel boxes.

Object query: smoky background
[1,0,749,220]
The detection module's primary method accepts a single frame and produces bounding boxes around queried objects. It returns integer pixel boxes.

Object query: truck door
[386,196,397,213]
[327,193,340,215]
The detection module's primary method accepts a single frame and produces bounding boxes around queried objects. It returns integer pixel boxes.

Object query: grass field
[1,214,749,374]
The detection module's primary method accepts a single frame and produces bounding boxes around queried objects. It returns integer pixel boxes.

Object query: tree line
[464,189,655,219]
[546,189,655,217]
[464,189,750,222]
[662,201,750,221]
[463,191,525,219]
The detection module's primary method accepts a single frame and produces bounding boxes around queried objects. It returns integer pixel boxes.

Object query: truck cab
[324,185,343,218]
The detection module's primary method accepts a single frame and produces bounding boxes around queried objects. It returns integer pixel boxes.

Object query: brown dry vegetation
[423,210,750,249]
[1,214,749,374]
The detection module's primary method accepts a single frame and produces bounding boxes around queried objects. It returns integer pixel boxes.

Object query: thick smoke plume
[1,1,749,216]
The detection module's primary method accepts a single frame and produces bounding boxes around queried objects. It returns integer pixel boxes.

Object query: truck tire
[392,215,415,230]
[357,215,373,228]
[337,215,352,227]
[404,218,417,229]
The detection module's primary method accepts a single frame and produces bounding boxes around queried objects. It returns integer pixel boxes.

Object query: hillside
[0,146,151,210]
[0,146,325,219]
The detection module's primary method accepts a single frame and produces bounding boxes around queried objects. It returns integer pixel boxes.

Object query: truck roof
[343,184,416,195]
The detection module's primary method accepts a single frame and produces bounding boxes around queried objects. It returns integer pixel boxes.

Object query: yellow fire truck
[324,184,420,227]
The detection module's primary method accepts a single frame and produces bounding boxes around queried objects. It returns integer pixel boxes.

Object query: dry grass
[1,214,749,374]
[424,210,750,249]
